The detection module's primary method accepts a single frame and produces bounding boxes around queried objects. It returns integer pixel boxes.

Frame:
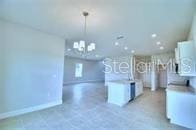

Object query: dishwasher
[129,82,135,101]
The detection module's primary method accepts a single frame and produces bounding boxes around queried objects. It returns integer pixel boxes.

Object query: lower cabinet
[107,81,144,107]
[135,81,143,97]
[107,82,130,106]
[166,90,196,129]
[193,96,196,129]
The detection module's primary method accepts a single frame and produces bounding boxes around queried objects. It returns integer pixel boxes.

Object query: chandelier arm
[72,12,95,58]
[74,47,93,57]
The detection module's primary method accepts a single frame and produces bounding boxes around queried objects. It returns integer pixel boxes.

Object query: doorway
[157,65,167,88]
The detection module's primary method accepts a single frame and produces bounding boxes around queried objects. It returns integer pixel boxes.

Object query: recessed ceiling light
[67,48,71,51]
[160,46,164,50]
[115,42,119,46]
[151,34,157,38]
[124,47,128,50]
[156,41,161,45]
[131,50,135,53]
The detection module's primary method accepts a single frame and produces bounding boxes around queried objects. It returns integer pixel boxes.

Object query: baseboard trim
[63,80,104,85]
[0,100,62,120]
[170,119,193,129]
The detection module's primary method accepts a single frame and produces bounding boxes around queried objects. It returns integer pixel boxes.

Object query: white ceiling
[0,0,196,60]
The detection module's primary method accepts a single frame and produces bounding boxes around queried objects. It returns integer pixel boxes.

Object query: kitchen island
[107,80,143,106]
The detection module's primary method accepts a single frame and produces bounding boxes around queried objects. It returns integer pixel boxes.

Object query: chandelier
[73,11,96,56]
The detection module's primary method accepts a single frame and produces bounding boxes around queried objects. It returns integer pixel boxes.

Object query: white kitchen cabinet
[166,85,196,129]
[193,96,196,129]
[170,92,193,128]
[177,41,196,76]
[175,48,180,64]
[135,81,143,97]
[107,80,143,107]
[107,82,130,106]
[166,90,173,119]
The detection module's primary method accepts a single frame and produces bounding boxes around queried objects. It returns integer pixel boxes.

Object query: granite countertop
[166,85,196,95]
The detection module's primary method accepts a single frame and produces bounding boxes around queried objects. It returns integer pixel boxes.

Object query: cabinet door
[178,41,196,76]
[175,48,180,64]
[108,83,125,106]
[166,91,175,119]
[135,82,143,97]
[135,82,139,97]
[123,85,130,103]
[192,96,196,129]
[171,92,193,128]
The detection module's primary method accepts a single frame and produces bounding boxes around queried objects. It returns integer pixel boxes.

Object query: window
[75,63,83,77]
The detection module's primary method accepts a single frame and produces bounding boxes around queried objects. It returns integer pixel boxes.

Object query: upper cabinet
[176,41,196,76]
[175,48,180,64]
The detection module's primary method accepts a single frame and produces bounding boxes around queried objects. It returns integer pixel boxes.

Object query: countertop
[107,80,140,85]
[166,85,196,95]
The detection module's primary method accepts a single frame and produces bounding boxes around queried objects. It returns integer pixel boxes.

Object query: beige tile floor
[0,82,189,130]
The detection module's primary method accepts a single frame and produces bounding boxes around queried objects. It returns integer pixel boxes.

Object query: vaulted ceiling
[0,0,195,60]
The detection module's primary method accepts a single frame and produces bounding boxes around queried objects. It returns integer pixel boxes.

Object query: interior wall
[104,56,134,86]
[136,56,152,88]
[167,73,189,85]
[0,20,65,114]
[188,13,196,88]
[157,66,167,88]
[140,72,151,88]
[64,56,104,84]
[151,52,188,88]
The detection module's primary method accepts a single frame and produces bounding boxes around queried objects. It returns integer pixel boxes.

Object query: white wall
[188,13,196,41]
[136,56,151,88]
[0,20,65,117]
[64,56,104,84]
[167,73,188,84]
[150,52,188,90]
[158,68,167,88]
[104,56,133,86]
[151,52,174,65]
[104,56,152,88]
[188,13,196,88]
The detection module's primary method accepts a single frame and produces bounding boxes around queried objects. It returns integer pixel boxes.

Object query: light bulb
[79,40,85,48]
[90,43,95,50]
[73,42,79,49]
[87,45,92,51]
